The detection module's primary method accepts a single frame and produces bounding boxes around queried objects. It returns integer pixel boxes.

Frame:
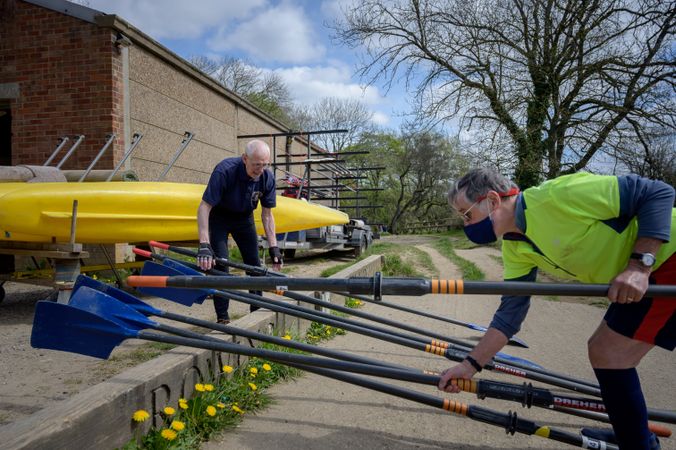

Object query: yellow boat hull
[0,182,348,244]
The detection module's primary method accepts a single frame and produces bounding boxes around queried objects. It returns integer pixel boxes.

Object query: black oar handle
[149,240,285,277]
[126,275,676,298]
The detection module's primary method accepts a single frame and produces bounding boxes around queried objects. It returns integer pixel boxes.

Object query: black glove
[269,246,283,266]
[197,242,214,268]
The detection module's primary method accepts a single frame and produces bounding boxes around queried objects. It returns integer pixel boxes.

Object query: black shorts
[604,253,676,351]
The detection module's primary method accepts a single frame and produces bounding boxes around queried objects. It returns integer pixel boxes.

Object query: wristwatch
[630,252,656,268]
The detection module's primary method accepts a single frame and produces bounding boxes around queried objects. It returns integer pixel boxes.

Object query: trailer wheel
[354,236,367,257]
[283,249,296,259]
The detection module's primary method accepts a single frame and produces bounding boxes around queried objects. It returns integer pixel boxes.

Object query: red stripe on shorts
[633,254,676,344]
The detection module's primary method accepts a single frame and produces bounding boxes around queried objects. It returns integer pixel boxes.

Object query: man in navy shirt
[196,139,283,324]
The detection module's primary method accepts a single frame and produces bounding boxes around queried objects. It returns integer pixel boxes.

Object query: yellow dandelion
[206,405,217,417]
[178,399,188,410]
[160,428,177,441]
[249,367,258,375]
[170,420,185,431]
[222,365,234,373]
[248,382,257,391]
[262,363,272,371]
[217,402,225,409]
[232,405,244,414]
[282,334,291,340]
[204,384,214,392]
[163,406,175,416]
[132,409,150,422]
[195,383,205,392]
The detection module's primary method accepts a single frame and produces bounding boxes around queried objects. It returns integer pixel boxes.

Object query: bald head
[242,139,271,179]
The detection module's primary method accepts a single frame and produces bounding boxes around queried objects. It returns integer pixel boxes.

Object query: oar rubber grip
[127,275,168,288]
[132,248,152,258]
[443,398,469,415]
[649,423,672,438]
[149,240,170,250]
[424,344,447,356]
[450,378,478,394]
[431,280,464,294]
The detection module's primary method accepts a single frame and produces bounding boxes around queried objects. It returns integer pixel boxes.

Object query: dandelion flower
[178,399,188,410]
[170,420,185,431]
[163,406,175,416]
[232,405,244,414]
[248,382,257,391]
[282,334,291,340]
[249,367,258,375]
[195,383,205,392]
[222,365,234,373]
[161,429,177,441]
[204,384,214,392]
[217,402,225,409]
[206,405,217,417]
[262,363,272,371]
[132,409,150,422]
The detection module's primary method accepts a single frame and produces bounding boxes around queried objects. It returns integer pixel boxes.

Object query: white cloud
[371,111,390,126]
[207,3,324,64]
[86,0,266,40]
[271,64,381,105]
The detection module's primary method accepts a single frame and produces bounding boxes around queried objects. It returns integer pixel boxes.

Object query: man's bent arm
[197,200,212,243]
[261,207,277,247]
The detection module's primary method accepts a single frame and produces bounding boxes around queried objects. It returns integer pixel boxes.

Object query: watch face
[642,253,656,266]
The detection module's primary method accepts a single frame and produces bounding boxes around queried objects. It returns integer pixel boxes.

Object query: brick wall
[0,1,125,168]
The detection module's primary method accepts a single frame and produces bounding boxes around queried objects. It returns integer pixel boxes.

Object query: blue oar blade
[161,259,210,303]
[31,301,134,359]
[68,286,159,331]
[139,261,210,306]
[73,275,161,316]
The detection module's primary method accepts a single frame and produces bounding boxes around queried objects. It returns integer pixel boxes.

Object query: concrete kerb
[0,254,383,450]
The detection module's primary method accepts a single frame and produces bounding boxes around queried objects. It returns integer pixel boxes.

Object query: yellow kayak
[0,182,348,244]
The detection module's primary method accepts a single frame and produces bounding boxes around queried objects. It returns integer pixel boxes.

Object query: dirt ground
[1,236,674,449]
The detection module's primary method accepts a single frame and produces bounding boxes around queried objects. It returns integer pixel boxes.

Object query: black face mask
[463,214,497,244]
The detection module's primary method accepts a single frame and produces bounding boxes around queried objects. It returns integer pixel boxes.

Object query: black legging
[209,214,262,320]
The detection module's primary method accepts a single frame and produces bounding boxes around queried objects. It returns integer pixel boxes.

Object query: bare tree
[292,97,374,152]
[188,55,294,123]
[614,128,676,188]
[334,0,675,187]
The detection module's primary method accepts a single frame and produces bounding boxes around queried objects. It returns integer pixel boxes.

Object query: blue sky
[84,0,410,130]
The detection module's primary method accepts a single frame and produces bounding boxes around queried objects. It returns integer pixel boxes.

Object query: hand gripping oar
[135,261,602,396]
[148,241,530,348]
[29,302,619,450]
[71,275,407,371]
[126,274,676,298]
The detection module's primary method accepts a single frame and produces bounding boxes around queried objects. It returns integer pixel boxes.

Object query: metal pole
[43,136,69,166]
[157,131,194,181]
[78,133,116,182]
[106,132,143,181]
[55,135,85,169]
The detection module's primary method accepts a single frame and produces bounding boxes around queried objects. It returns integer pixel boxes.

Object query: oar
[145,258,545,374]
[126,274,676,298]
[148,241,530,348]
[71,275,407,371]
[135,261,602,396]
[447,376,676,426]
[146,253,541,370]
[30,301,619,450]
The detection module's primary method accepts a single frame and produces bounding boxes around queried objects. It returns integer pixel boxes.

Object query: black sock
[594,368,651,450]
